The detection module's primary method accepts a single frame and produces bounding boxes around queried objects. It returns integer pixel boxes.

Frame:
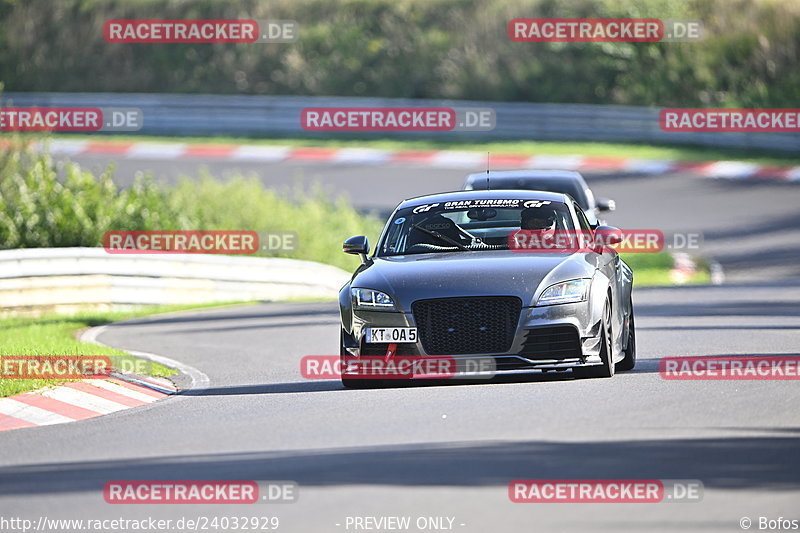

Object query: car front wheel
[615,299,636,372]
[575,299,615,379]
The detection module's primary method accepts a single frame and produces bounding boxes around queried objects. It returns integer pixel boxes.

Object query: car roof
[398,189,572,209]
[464,169,587,184]
[463,169,591,209]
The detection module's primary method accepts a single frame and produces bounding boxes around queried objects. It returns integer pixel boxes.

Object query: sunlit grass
[0,302,254,397]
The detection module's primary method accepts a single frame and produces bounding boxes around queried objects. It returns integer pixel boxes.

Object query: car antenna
[486,152,491,190]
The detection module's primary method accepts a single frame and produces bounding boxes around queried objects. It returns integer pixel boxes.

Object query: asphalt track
[1,154,799,532]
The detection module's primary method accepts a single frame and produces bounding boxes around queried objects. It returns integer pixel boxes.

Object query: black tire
[615,299,636,372]
[596,300,615,378]
[575,299,615,379]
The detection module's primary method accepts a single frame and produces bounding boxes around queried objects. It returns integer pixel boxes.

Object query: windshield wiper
[409,222,468,251]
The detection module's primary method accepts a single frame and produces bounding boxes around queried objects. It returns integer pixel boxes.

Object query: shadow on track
[179,369,633,396]
[1,435,799,496]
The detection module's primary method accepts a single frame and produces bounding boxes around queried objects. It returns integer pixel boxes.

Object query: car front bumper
[343,301,605,376]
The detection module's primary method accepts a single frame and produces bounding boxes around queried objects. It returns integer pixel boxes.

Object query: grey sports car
[338,189,635,388]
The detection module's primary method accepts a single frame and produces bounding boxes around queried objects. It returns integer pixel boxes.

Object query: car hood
[352,250,595,310]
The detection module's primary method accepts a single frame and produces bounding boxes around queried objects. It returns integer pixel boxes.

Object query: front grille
[518,326,582,359]
[412,296,521,355]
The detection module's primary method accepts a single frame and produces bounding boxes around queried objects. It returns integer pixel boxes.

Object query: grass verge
[621,252,709,287]
[0,301,254,398]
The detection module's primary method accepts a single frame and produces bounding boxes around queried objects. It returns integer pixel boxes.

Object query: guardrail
[0,248,350,314]
[4,92,798,152]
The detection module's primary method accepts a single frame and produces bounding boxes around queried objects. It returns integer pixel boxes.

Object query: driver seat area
[407,214,463,248]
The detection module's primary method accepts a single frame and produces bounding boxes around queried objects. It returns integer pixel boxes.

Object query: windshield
[378,198,575,256]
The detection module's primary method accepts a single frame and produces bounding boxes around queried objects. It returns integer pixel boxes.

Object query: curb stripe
[89,379,164,402]
[231,145,290,162]
[430,151,487,168]
[489,154,530,167]
[126,142,187,159]
[390,150,436,164]
[42,140,89,156]
[0,326,182,432]
[0,377,173,432]
[288,147,339,160]
[37,139,800,182]
[528,155,584,170]
[704,161,761,179]
[40,386,130,414]
[753,166,790,180]
[332,148,391,164]
[184,144,237,157]
[14,393,101,420]
[107,376,171,398]
[0,398,75,426]
[786,167,800,181]
[622,159,676,174]
[0,414,37,430]
[674,161,715,173]
[65,382,149,408]
[581,156,627,170]
[84,141,136,154]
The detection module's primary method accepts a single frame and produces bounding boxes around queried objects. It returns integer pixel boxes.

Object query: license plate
[365,327,418,343]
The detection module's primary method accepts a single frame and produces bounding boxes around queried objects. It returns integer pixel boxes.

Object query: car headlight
[351,288,396,310]
[537,279,590,306]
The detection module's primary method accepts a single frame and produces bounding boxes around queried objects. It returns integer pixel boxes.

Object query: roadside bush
[0,138,383,271]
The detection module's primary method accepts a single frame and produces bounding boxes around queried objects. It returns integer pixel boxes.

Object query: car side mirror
[594,226,623,250]
[596,197,616,212]
[343,235,370,264]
